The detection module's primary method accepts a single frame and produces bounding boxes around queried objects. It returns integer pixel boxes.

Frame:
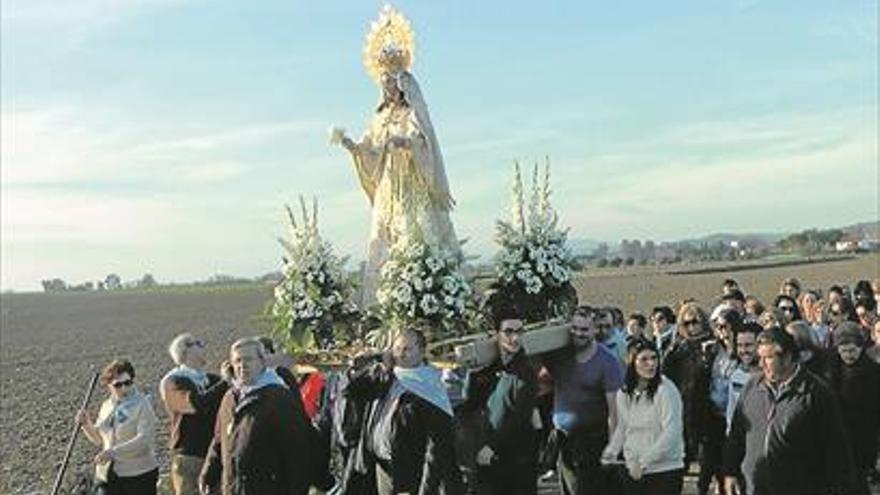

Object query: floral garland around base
[375,230,473,346]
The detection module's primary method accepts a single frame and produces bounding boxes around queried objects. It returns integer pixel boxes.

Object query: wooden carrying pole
[454,320,572,368]
[51,372,99,495]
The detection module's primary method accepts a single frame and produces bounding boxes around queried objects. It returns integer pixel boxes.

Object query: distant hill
[841,220,879,239]
[684,232,784,246]
[571,220,877,257]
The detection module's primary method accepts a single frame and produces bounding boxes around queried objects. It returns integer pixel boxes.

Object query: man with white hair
[160,333,229,495]
[199,337,314,495]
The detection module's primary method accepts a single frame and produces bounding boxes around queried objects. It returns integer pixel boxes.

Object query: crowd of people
[76,276,880,495]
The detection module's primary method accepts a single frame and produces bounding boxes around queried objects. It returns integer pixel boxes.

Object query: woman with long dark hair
[602,338,685,495]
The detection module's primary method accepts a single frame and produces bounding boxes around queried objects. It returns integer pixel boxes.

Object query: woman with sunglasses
[773,294,802,325]
[601,337,685,494]
[661,302,716,494]
[76,359,158,495]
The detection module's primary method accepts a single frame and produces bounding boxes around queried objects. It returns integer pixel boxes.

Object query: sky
[1,0,877,291]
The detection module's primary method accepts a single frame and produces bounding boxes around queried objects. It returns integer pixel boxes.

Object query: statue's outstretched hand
[329,126,354,151]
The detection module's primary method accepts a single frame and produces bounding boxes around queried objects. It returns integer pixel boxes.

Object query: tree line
[40,273,157,293]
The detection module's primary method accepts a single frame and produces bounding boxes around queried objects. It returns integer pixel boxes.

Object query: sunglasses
[111,379,133,389]
[779,305,796,312]
[185,339,205,348]
[681,319,700,327]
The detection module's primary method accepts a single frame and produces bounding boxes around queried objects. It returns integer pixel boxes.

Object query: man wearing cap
[722,327,860,495]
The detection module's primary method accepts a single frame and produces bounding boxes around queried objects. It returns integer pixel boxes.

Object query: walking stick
[51,371,99,495]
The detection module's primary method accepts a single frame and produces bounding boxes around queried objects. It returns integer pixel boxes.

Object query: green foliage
[778,228,844,254]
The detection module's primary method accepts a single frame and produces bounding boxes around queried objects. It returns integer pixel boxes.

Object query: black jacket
[461,349,538,460]
[826,353,880,476]
[661,336,715,462]
[345,363,464,495]
[200,383,314,495]
[723,366,861,495]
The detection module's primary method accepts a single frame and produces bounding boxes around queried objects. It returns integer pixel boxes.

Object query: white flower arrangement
[494,160,576,312]
[376,229,472,340]
[271,197,357,350]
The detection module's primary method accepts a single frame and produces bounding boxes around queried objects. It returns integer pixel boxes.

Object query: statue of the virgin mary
[332,6,459,305]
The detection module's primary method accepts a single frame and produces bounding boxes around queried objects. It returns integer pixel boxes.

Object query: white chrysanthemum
[442,276,457,293]
[395,283,414,304]
[525,277,543,295]
[425,256,443,274]
[420,294,439,315]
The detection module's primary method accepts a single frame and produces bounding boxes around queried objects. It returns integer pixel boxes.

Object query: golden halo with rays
[362,4,415,83]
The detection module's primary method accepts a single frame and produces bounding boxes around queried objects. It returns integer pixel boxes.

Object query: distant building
[836,238,860,252]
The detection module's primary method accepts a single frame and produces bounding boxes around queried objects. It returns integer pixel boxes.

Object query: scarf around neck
[393,365,453,417]
[160,365,209,402]
[235,367,286,397]
[98,387,144,429]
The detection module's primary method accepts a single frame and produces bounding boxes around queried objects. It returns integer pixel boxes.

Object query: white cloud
[1,188,174,245]
[128,121,322,157]
[552,121,876,240]
[1,0,193,43]
[1,106,321,186]
[0,104,337,289]
[178,161,247,183]
[441,109,877,244]
[1,107,118,184]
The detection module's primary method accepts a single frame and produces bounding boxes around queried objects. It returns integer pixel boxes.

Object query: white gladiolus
[493,160,574,305]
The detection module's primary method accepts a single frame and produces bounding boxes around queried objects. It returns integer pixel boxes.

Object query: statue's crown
[363,5,415,82]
